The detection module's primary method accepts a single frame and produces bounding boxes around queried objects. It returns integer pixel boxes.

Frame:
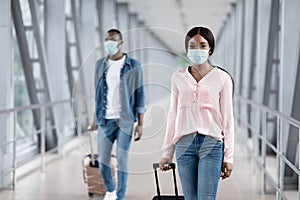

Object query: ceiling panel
[117,0,236,54]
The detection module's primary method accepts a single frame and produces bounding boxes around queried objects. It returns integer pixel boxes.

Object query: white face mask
[104,40,119,55]
[187,49,209,65]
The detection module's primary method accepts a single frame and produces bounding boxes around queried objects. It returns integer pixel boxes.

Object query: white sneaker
[103,190,117,200]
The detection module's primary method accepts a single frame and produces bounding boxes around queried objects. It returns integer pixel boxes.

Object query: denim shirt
[94,54,146,130]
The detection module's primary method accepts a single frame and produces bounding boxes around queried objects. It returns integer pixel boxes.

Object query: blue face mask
[187,49,209,65]
[104,40,119,55]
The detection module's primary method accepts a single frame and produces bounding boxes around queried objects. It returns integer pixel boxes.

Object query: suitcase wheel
[88,193,94,197]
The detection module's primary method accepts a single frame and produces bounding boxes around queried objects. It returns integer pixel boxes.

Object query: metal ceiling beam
[284,32,300,185]
[247,0,258,138]
[238,0,246,97]
[101,0,117,32]
[65,33,75,96]
[116,2,130,52]
[247,0,258,102]
[45,0,70,148]
[96,0,104,43]
[65,0,89,130]
[263,0,280,107]
[0,0,13,189]
[12,0,58,150]
[263,0,280,148]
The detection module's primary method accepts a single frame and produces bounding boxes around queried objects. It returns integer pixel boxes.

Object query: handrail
[0,96,92,189]
[0,95,91,115]
[235,96,300,200]
[237,96,300,128]
[238,115,300,175]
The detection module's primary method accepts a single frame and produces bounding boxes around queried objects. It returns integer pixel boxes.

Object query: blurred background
[1,0,300,199]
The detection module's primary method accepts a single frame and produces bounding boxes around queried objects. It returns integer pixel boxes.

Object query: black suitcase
[152,163,184,200]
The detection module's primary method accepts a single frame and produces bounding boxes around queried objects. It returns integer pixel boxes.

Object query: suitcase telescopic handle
[153,163,175,170]
[152,163,179,200]
[86,126,96,165]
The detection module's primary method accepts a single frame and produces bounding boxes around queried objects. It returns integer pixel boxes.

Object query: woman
[159,26,234,200]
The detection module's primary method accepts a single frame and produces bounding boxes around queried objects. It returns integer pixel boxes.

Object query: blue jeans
[98,119,133,200]
[175,133,223,200]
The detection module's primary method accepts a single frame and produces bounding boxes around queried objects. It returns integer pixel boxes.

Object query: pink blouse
[162,67,235,164]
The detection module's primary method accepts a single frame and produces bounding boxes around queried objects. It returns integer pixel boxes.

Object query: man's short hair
[107,29,123,40]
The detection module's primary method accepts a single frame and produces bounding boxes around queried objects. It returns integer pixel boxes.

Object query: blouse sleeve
[161,73,179,159]
[219,77,235,164]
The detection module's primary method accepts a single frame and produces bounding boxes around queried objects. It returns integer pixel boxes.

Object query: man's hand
[88,122,98,131]
[134,125,143,141]
[221,162,233,180]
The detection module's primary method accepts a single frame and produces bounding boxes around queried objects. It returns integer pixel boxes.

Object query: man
[91,29,146,200]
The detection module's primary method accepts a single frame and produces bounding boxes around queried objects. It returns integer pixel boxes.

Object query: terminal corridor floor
[0,99,281,199]
[0,140,278,200]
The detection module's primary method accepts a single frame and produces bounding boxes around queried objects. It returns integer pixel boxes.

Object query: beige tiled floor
[0,134,279,200]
